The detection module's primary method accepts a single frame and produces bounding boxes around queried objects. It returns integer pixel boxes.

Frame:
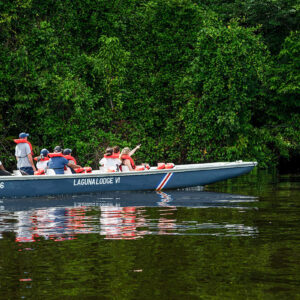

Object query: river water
[0,169,299,299]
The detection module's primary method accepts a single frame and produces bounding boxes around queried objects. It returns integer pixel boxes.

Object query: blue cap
[40,149,49,157]
[63,148,72,155]
[54,146,62,153]
[19,132,29,138]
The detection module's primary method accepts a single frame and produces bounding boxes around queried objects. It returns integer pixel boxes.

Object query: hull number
[0,182,4,189]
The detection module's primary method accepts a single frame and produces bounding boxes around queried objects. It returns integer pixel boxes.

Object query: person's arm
[124,159,134,171]
[67,162,81,169]
[27,153,37,171]
[0,164,5,171]
[129,144,141,156]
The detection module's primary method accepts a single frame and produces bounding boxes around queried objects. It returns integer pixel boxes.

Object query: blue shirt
[48,157,69,174]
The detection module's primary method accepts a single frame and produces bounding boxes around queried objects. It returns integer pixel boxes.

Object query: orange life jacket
[75,167,85,173]
[48,153,64,158]
[165,163,175,169]
[84,167,92,173]
[48,153,68,171]
[157,163,165,170]
[34,156,50,162]
[34,169,45,175]
[135,165,145,171]
[64,155,77,165]
[121,155,135,169]
[104,153,120,159]
[14,139,34,156]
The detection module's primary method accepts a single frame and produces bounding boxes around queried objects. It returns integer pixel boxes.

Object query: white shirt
[0,161,2,166]
[36,160,48,171]
[99,157,121,172]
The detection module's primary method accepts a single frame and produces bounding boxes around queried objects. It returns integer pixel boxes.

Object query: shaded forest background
[0,0,299,170]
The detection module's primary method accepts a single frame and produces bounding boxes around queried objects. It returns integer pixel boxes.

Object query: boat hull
[0,162,257,198]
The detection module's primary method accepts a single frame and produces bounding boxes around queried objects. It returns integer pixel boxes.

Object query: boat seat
[46,169,56,176]
[64,167,72,175]
[13,170,22,176]
[121,165,129,172]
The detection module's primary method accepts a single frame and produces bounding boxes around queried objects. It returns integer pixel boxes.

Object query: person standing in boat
[48,146,81,175]
[14,132,36,175]
[34,148,50,171]
[0,160,12,176]
[100,147,121,172]
[63,148,78,174]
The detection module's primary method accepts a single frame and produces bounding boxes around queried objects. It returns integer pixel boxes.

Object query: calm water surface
[0,169,299,299]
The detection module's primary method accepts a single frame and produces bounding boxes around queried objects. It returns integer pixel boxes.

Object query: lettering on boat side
[73,177,120,186]
[0,182,4,189]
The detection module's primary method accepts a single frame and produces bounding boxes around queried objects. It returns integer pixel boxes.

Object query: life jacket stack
[84,167,92,173]
[75,167,85,173]
[165,163,175,169]
[157,163,165,169]
[135,166,145,171]
[75,167,92,173]
[157,163,175,170]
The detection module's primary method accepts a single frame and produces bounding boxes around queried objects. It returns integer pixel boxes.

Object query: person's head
[113,146,120,154]
[40,148,49,158]
[19,132,29,139]
[105,147,113,156]
[54,146,62,153]
[63,148,72,156]
[120,147,130,155]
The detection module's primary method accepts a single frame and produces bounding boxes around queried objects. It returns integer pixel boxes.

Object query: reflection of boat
[0,190,258,242]
[0,161,257,198]
[0,190,258,212]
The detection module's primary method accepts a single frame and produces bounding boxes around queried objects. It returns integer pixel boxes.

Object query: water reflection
[0,190,258,242]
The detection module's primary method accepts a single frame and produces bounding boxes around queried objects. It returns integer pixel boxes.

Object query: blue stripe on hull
[0,165,255,198]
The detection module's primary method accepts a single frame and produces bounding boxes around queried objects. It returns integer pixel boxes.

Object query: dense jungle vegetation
[0,0,299,170]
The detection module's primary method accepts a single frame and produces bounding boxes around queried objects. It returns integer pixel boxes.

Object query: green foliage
[179,20,269,163]
[0,0,299,170]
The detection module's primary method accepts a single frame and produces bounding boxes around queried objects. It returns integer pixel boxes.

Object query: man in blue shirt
[48,146,81,174]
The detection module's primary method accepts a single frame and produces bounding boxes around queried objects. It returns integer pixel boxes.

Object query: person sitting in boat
[14,132,36,175]
[129,144,141,157]
[34,148,50,171]
[100,147,121,172]
[63,148,78,174]
[0,160,12,176]
[48,146,81,175]
[113,146,120,156]
[119,147,137,171]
